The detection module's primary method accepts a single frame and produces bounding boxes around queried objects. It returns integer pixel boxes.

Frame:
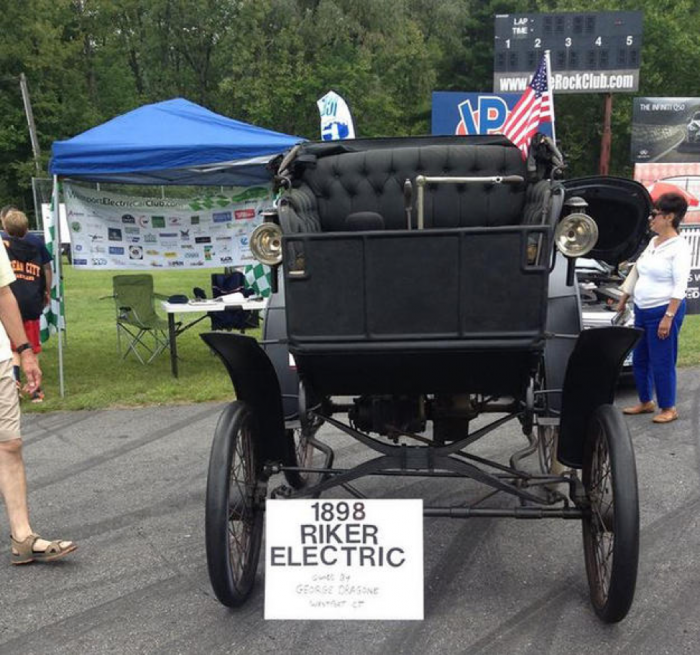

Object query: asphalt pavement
[1,368,699,655]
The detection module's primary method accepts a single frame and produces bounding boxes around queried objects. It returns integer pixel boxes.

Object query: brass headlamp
[249,222,283,266]
[555,196,598,258]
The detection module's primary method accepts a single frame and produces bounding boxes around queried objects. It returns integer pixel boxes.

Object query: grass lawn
[26,263,259,412]
[678,313,700,367]
[22,262,700,413]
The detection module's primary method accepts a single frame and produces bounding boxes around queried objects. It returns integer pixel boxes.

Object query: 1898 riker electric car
[201,134,651,622]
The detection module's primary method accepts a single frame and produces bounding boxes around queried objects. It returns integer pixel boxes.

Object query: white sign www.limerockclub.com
[265,499,423,620]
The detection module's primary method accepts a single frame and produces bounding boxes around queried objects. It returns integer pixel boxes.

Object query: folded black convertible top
[298,134,517,158]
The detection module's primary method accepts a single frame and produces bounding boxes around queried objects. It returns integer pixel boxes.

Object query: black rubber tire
[205,401,265,607]
[582,404,639,623]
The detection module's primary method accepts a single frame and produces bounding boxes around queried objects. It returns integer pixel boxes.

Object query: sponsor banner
[631,97,700,163]
[432,92,554,138]
[633,163,700,225]
[63,183,272,270]
[684,228,700,315]
[635,165,700,315]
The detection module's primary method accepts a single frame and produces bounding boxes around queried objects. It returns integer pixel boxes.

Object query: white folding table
[161,297,268,377]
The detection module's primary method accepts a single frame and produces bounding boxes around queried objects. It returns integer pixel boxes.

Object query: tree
[2,0,700,212]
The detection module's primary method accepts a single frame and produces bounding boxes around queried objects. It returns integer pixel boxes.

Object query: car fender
[557,326,641,468]
[200,331,289,465]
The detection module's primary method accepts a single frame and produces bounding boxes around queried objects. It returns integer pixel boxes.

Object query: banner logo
[318,90,356,142]
[213,211,232,223]
[235,209,256,220]
[457,96,509,135]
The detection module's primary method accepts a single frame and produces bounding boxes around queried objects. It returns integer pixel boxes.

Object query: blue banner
[432,92,554,138]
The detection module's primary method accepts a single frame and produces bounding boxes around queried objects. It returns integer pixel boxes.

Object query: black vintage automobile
[201,135,651,622]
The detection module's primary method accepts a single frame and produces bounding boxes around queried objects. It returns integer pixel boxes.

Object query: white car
[577,258,635,372]
[686,111,700,145]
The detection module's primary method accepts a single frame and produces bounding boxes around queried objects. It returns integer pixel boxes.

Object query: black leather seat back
[297,144,528,231]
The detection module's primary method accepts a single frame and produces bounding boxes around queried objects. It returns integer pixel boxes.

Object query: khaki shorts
[0,358,21,442]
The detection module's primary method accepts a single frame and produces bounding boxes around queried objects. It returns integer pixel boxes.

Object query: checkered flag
[244,263,272,297]
[41,193,66,343]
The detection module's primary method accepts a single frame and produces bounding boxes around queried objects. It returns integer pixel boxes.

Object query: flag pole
[52,174,65,398]
[545,50,556,145]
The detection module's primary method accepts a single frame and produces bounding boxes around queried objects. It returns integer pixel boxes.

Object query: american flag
[502,52,554,159]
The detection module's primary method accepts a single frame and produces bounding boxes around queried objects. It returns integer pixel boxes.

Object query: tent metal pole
[53,175,65,398]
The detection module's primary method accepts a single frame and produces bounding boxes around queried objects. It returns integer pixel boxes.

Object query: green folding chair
[110,274,170,364]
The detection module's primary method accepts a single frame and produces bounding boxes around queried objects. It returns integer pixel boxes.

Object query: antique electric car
[201,135,651,622]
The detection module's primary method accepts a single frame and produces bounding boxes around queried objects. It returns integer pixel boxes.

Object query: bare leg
[0,439,72,555]
[0,438,33,542]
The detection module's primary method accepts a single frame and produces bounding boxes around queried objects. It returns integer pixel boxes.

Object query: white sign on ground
[265,499,423,620]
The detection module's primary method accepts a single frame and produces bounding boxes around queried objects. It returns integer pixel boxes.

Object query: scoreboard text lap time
[494,11,642,93]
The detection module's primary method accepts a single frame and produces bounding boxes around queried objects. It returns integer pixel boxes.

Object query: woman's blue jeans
[632,300,686,408]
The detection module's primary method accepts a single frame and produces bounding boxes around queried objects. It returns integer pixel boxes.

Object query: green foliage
[3,0,700,207]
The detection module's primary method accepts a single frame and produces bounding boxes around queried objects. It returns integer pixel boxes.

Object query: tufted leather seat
[279,141,549,232]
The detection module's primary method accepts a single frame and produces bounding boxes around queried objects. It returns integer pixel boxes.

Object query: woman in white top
[618,192,691,423]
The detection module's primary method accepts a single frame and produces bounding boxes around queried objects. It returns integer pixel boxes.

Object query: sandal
[622,401,656,415]
[652,408,678,424]
[11,533,77,565]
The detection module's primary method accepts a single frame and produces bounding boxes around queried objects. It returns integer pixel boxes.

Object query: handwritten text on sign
[265,499,423,620]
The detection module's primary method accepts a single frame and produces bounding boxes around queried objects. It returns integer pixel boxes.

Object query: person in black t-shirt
[0,205,52,309]
[1,210,47,402]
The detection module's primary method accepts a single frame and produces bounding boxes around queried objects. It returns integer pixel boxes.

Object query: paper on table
[217,292,247,303]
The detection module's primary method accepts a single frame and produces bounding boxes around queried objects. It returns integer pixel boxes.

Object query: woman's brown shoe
[622,401,656,415]
[652,408,678,424]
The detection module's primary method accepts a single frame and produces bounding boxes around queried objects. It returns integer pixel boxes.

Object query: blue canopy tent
[48,98,304,395]
[50,97,303,185]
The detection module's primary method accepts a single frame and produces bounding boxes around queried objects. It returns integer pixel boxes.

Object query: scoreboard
[494,11,643,94]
